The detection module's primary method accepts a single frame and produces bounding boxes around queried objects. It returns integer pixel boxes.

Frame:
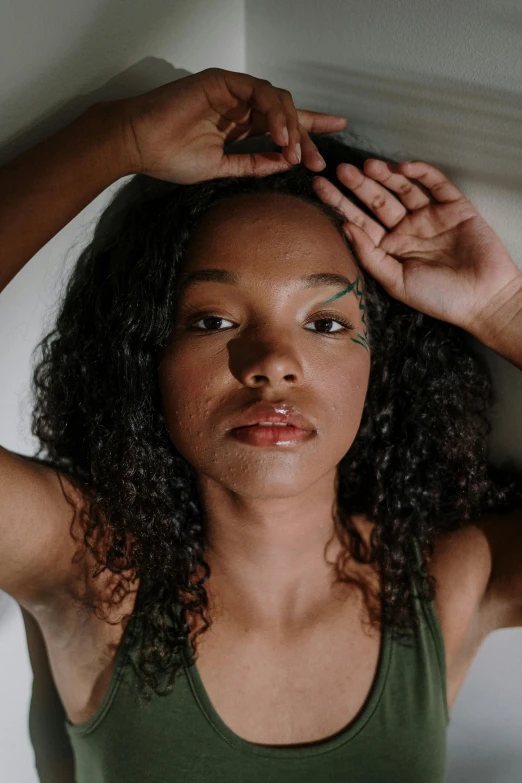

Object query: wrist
[468,273,522,336]
[83,99,142,179]
[466,273,522,367]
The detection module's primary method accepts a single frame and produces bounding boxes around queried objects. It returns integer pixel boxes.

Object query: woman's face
[158,192,371,500]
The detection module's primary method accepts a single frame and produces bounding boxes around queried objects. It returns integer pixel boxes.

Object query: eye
[304,312,355,334]
[188,315,235,332]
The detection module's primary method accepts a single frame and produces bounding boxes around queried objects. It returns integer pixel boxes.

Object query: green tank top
[63,543,450,782]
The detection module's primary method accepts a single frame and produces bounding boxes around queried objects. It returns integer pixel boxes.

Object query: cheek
[157,347,223,456]
[321,359,370,447]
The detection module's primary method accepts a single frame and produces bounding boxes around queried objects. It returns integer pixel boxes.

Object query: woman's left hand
[312,159,522,331]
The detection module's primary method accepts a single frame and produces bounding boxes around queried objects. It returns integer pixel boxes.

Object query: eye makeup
[322,274,369,354]
[322,285,354,305]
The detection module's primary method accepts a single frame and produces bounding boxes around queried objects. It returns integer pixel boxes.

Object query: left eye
[304,317,353,334]
[189,316,234,332]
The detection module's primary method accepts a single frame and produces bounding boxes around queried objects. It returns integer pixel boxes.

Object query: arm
[0,102,133,605]
[0,99,133,294]
[0,108,133,778]
[464,289,522,632]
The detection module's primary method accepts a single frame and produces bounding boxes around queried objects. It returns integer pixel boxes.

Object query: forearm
[467,275,522,371]
[0,100,134,294]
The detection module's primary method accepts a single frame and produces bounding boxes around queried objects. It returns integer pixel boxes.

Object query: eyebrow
[177,268,355,296]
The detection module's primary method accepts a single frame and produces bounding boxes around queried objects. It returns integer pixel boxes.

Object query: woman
[2,66,522,782]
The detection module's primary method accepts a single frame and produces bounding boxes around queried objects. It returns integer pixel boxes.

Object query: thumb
[343,222,403,296]
[216,151,295,178]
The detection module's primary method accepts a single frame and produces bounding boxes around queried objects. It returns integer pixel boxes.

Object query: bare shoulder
[427,522,498,709]
[429,524,493,644]
[0,447,94,609]
[429,507,522,648]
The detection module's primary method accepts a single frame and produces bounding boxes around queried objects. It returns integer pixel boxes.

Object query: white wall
[0,1,245,780]
[244,1,522,781]
[2,0,522,780]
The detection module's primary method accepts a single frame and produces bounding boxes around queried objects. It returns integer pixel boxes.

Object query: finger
[297,123,330,172]
[220,70,335,172]
[295,108,348,134]
[396,161,467,204]
[273,89,309,165]
[362,159,433,211]
[220,71,293,153]
[326,162,413,231]
[217,150,296,179]
[312,175,387,246]
[276,89,329,170]
[273,89,338,172]
[345,222,405,301]
[250,79,293,154]
[224,71,299,158]
[243,87,329,173]
[263,107,347,140]
[219,136,325,178]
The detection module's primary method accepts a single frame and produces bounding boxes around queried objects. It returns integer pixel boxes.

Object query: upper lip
[229,403,316,432]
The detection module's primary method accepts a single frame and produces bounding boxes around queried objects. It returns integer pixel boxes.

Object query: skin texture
[157,192,371,633]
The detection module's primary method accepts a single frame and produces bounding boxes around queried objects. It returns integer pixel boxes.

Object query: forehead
[180,193,359,284]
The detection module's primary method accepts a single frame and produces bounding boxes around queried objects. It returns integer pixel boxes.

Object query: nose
[229,333,303,389]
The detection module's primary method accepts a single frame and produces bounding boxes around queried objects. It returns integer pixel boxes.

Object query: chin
[198,466,321,499]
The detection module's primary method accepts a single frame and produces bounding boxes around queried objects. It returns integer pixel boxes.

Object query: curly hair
[29,129,522,701]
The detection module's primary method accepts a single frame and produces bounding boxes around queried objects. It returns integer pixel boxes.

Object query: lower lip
[229,425,315,446]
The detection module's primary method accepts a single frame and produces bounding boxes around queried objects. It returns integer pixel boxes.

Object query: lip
[228,403,316,432]
[230,424,315,447]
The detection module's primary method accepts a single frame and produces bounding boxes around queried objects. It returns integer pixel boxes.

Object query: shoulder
[430,511,522,641]
[429,524,493,650]
[416,523,497,711]
[356,512,496,694]
[9,453,117,617]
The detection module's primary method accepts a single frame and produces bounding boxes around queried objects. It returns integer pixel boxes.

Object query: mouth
[227,402,316,435]
[229,423,316,447]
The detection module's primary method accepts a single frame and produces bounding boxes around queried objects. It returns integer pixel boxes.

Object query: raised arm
[0,100,132,294]
[0,101,132,608]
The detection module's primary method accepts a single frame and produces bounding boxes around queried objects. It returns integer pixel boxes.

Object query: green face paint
[322,275,370,354]
[322,285,354,304]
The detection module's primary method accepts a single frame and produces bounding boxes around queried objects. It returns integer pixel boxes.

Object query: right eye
[189,315,234,332]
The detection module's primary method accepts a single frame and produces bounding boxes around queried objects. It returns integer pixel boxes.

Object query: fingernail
[316,152,326,166]
[281,126,289,146]
[344,225,353,242]
[295,143,302,163]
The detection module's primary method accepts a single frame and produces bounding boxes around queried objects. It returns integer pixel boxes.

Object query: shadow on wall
[0,0,202,158]
[0,58,191,167]
[246,59,522,193]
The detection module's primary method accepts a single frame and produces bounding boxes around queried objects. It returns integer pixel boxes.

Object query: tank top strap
[411,537,450,726]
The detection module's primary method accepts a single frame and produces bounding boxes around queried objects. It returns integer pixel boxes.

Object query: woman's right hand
[114,67,347,184]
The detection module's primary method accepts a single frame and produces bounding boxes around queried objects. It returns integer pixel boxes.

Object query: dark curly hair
[28,128,522,701]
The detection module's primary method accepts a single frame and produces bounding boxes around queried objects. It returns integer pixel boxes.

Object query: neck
[195,469,367,633]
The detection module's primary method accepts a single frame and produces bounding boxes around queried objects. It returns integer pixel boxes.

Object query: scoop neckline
[182,618,392,759]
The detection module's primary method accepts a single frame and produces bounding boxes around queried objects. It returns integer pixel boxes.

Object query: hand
[312,159,522,332]
[115,67,347,184]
